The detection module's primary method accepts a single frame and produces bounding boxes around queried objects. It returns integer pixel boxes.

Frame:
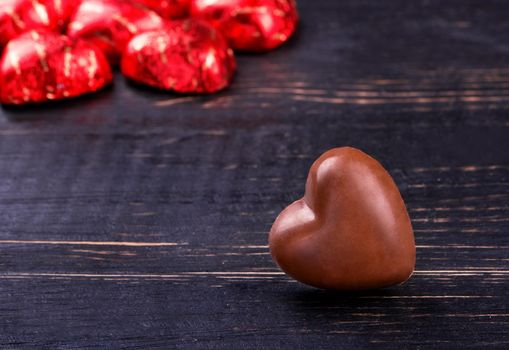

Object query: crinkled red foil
[135,0,191,19]
[121,19,236,93]
[0,0,60,48]
[42,0,78,29]
[0,30,113,104]
[191,0,298,52]
[67,0,165,63]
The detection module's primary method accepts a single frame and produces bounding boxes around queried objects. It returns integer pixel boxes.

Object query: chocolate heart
[135,0,191,19]
[191,0,299,52]
[269,147,416,290]
[67,0,165,63]
[0,30,113,105]
[121,19,236,93]
[0,0,60,48]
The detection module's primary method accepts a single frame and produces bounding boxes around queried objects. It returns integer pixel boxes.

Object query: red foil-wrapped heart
[0,0,60,48]
[134,0,191,19]
[190,0,298,52]
[0,30,113,105]
[121,19,236,93]
[67,0,165,63]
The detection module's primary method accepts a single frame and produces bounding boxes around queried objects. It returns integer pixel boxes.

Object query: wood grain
[0,0,508,348]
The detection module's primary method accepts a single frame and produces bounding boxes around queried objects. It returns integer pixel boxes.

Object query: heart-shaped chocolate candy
[67,0,165,63]
[269,147,416,290]
[191,0,299,52]
[121,19,236,93]
[1,0,59,48]
[0,30,113,105]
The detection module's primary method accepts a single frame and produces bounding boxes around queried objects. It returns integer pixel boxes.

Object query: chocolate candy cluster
[0,0,299,104]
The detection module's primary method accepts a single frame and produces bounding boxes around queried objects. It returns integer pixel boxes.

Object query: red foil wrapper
[121,19,236,93]
[0,0,61,48]
[191,0,298,52]
[0,30,113,104]
[67,0,165,63]
[42,0,79,29]
[134,0,191,19]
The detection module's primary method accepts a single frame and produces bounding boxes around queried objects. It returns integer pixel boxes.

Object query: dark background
[1,0,508,348]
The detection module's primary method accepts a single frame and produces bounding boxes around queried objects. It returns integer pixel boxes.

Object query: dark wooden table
[1,0,508,348]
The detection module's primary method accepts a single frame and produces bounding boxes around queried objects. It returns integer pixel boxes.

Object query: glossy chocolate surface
[269,147,416,290]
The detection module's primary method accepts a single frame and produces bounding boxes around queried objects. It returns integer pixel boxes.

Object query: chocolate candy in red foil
[67,0,165,63]
[0,0,60,48]
[121,19,236,93]
[0,30,113,105]
[191,0,298,52]
[134,0,191,19]
[269,147,416,290]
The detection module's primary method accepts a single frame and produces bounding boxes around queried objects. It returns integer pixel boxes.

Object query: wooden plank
[0,0,508,348]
